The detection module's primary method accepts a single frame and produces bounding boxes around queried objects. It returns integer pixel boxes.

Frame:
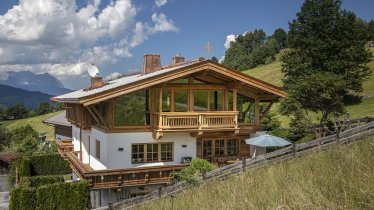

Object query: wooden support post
[254,97,260,126]
[233,89,237,111]
[242,157,246,172]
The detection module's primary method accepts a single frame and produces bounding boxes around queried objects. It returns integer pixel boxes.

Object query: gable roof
[53,60,286,106]
[43,110,71,127]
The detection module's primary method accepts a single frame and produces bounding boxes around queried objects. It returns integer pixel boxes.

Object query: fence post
[158,186,163,198]
[336,130,340,144]
[292,144,296,157]
[364,116,369,124]
[242,158,246,172]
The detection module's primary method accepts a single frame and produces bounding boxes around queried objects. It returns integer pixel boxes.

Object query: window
[193,90,208,111]
[203,141,212,161]
[214,139,225,156]
[147,144,159,162]
[161,143,173,161]
[95,140,100,159]
[227,139,238,156]
[209,90,223,111]
[132,144,145,163]
[203,139,239,160]
[174,91,188,112]
[237,94,255,123]
[114,90,148,126]
[131,143,173,163]
[162,90,171,112]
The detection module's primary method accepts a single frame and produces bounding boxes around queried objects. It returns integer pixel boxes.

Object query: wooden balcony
[64,151,187,190]
[152,111,239,138]
[56,139,74,159]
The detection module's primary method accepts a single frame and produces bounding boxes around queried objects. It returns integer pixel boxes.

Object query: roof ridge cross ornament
[204,42,212,60]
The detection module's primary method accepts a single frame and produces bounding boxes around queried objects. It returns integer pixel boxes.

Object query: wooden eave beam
[90,105,108,127]
[86,106,100,125]
[260,102,274,119]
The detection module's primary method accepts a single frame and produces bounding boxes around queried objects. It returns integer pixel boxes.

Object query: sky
[0,0,373,90]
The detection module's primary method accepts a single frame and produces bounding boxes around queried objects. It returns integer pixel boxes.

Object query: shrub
[9,181,91,210]
[171,158,216,184]
[18,158,31,177]
[19,175,65,188]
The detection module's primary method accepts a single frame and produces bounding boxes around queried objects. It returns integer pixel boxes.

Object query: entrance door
[202,140,212,162]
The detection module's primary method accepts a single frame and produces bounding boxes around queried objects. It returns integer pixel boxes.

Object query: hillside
[0,84,53,109]
[139,135,374,210]
[0,112,61,140]
[245,48,374,98]
[244,48,374,126]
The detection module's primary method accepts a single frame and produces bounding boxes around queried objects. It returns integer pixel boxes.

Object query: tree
[8,125,40,156]
[37,102,53,115]
[0,127,10,152]
[6,103,28,119]
[281,0,372,134]
[222,29,267,70]
[211,56,219,63]
[368,20,374,40]
[272,28,288,49]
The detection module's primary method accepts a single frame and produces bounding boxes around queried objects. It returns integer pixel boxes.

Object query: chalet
[43,110,72,141]
[52,54,285,207]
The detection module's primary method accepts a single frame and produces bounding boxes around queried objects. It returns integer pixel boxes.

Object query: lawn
[0,111,61,140]
[139,135,374,210]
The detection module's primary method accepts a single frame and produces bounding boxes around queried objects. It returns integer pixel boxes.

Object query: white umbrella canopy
[245,134,292,147]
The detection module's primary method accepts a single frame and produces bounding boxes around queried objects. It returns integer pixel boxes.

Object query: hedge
[29,154,71,176]
[19,175,65,188]
[9,181,91,210]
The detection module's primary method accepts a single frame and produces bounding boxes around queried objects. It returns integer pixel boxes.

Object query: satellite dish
[87,64,99,78]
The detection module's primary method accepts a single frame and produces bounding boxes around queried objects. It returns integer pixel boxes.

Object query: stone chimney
[172,54,185,64]
[142,54,161,75]
[91,75,104,89]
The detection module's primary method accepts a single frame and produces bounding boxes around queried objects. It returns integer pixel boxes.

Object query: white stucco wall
[72,125,81,153]
[88,128,196,170]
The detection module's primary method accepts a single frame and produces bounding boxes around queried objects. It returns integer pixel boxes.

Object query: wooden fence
[95,119,374,210]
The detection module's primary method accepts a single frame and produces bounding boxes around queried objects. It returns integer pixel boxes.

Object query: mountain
[0,71,71,96]
[0,84,52,109]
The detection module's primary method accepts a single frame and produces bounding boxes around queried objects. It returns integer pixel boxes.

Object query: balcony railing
[63,151,186,190]
[56,139,74,159]
[152,111,239,132]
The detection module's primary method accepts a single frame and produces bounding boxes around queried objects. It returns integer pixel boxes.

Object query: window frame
[95,140,101,160]
[131,142,174,164]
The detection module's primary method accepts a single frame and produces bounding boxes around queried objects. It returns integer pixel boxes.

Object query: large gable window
[114,90,148,126]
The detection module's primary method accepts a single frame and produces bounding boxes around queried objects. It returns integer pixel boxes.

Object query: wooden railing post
[242,158,246,172]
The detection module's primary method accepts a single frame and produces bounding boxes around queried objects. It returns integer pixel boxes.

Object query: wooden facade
[54,60,285,191]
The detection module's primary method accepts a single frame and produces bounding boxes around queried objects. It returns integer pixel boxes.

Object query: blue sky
[0,0,373,90]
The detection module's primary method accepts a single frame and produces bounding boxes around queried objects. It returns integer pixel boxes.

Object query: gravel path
[0,175,9,210]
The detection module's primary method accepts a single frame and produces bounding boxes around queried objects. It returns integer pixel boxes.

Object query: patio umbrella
[245,134,291,147]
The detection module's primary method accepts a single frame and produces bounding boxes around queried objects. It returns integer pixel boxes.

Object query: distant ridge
[0,84,52,109]
[0,71,72,96]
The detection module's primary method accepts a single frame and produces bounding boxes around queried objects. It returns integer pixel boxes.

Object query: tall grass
[137,136,374,210]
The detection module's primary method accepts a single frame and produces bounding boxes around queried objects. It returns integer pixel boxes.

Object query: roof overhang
[53,61,286,106]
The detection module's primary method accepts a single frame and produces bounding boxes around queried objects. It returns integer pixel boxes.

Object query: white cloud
[155,0,167,7]
[0,0,178,81]
[224,34,237,49]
